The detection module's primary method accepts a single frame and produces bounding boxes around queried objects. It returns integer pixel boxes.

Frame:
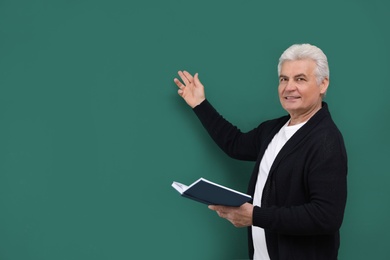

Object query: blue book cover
[172,178,252,207]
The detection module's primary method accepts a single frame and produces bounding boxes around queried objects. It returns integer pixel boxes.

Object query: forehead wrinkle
[280,59,316,76]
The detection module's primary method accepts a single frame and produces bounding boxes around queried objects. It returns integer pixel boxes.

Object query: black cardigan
[193,100,347,260]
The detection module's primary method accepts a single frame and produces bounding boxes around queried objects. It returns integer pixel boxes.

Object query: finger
[209,205,222,211]
[182,71,194,83]
[174,78,185,89]
[178,71,190,86]
[194,72,202,87]
[194,72,199,81]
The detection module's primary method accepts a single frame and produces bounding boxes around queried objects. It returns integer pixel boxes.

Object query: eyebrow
[294,73,307,78]
[279,73,308,79]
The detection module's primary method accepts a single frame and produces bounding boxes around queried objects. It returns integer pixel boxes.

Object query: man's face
[278,59,328,118]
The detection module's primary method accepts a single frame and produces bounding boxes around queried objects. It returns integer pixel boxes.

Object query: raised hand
[174,70,206,108]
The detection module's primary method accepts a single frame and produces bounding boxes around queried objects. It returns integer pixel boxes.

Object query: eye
[279,77,287,82]
[297,77,306,81]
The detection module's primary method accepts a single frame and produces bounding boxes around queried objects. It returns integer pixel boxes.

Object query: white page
[171,181,188,194]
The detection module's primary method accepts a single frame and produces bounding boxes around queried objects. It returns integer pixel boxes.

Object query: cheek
[278,85,284,95]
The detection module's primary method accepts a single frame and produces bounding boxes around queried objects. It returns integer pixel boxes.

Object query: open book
[172,178,252,207]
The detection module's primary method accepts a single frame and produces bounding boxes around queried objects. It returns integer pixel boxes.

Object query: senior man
[173,43,347,260]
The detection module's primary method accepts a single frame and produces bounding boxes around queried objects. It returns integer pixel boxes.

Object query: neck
[288,103,323,126]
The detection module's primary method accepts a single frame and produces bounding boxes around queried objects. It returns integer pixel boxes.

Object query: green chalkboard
[1,0,389,259]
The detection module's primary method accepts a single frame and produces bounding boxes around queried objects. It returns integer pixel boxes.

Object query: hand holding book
[208,203,254,227]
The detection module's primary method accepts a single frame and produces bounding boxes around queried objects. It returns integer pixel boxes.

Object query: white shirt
[252,120,306,260]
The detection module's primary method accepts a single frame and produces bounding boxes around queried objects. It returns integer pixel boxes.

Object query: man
[173,44,347,259]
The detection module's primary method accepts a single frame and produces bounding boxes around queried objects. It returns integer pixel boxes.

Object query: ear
[320,77,329,95]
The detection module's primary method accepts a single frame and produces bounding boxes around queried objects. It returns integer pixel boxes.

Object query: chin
[281,100,298,109]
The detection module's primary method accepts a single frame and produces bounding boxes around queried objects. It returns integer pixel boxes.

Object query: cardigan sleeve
[252,126,348,235]
[192,99,262,161]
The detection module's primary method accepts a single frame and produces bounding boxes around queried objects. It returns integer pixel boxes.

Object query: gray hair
[277,43,329,85]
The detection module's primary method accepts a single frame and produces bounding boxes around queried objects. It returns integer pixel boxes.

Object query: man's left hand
[208,203,254,228]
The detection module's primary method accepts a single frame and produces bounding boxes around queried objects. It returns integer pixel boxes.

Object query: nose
[284,80,296,91]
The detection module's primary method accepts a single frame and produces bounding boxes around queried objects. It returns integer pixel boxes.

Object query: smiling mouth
[284,96,300,100]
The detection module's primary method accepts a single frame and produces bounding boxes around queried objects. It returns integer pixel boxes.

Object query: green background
[1,0,389,259]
